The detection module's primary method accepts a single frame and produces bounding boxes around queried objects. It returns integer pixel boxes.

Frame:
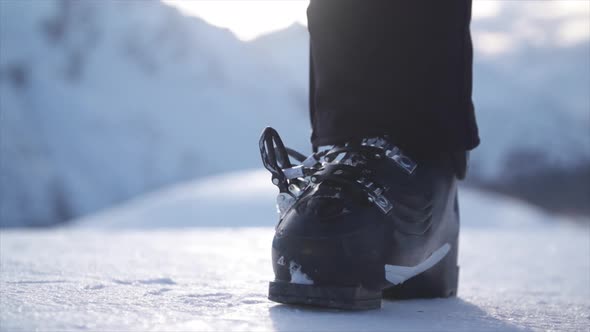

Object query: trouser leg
[307,0,479,157]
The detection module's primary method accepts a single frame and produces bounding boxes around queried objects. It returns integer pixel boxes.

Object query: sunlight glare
[163,0,309,41]
[164,0,589,50]
[472,1,501,19]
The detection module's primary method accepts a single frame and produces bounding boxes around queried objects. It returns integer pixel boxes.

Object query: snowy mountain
[2,169,588,331]
[247,23,309,103]
[1,0,588,227]
[0,0,310,227]
[466,3,590,215]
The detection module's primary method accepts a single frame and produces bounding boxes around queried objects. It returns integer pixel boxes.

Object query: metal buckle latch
[361,138,417,174]
[357,178,393,214]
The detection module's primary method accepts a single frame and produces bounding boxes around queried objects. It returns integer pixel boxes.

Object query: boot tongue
[300,151,367,220]
[296,137,392,219]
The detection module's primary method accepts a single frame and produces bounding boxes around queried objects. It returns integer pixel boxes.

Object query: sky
[163,0,589,42]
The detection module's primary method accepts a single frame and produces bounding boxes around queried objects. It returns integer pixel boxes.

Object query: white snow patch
[76,170,279,228]
[77,169,582,229]
[289,261,314,285]
[112,277,176,286]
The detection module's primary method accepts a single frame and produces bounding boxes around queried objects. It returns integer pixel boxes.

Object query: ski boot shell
[260,127,460,310]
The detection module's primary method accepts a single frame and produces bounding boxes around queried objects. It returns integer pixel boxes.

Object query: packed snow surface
[1,170,589,331]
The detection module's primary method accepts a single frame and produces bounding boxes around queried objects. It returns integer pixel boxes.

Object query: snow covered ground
[1,170,589,331]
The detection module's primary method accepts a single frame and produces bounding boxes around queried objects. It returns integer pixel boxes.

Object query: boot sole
[268,281,382,310]
[268,237,459,310]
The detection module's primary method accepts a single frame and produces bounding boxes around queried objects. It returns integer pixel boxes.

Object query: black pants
[308,0,479,158]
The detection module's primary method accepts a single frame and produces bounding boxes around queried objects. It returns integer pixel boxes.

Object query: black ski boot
[259,127,464,310]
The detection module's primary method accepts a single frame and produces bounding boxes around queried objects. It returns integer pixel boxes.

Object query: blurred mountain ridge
[0,0,588,227]
[0,0,309,226]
